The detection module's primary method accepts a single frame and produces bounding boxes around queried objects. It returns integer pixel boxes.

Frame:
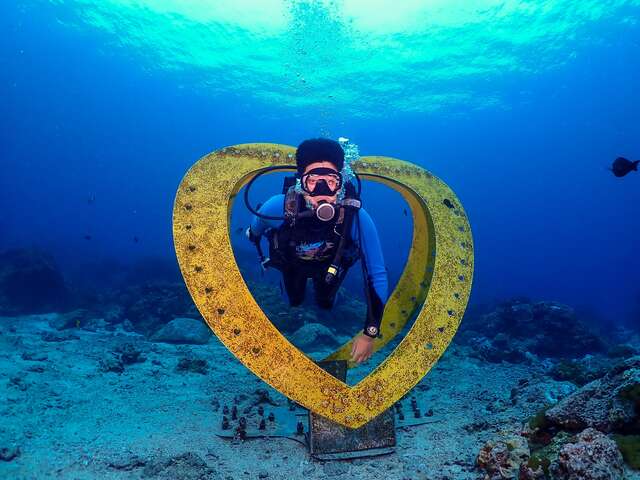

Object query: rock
[468,336,528,364]
[150,317,211,345]
[99,357,125,374]
[141,452,214,480]
[545,356,640,433]
[511,379,577,408]
[107,453,147,471]
[82,317,108,332]
[523,431,573,479]
[322,461,350,476]
[103,304,125,324]
[41,331,79,342]
[0,445,20,462]
[21,351,48,361]
[607,344,638,359]
[252,388,281,407]
[48,309,88,330]
[549,355,613,386]
[9,375,28,391]
[476,434,530,480]
[549,428,624,480]
[115,343,146,365]
[0,248,71,315]
[116,283,197,335]
[467,299,606,362]
[176,356,208,375]
[289,323,338,350]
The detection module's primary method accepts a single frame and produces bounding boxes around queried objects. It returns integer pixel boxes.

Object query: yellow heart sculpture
[172,143,473,429]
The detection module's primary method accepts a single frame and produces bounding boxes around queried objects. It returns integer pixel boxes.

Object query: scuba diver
[244,138,388,364]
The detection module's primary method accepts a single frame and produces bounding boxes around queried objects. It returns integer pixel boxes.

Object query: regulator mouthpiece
[315,201,336,222]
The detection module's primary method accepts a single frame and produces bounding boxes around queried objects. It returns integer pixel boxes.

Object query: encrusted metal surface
[309,360,395,458]
[172,143,474,429]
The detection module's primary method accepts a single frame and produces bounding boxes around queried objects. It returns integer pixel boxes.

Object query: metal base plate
[308,360,396,460]
[214,361,442,460]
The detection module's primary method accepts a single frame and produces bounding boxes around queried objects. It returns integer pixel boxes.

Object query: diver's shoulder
[356,206,374,222]
[263,193,285,206]
[256,193,285,216]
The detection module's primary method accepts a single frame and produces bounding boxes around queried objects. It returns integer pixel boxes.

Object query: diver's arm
[248,194,285,238]
[353,208,389,338]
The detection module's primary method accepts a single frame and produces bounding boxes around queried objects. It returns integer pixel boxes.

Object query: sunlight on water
[40,0,640,115]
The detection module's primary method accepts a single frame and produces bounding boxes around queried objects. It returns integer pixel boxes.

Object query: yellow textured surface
[172,143,474,429]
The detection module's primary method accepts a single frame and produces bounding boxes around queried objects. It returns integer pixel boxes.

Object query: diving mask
[300,167,343,197]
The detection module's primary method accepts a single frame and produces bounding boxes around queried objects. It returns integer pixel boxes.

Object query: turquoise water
[1,2,640,478]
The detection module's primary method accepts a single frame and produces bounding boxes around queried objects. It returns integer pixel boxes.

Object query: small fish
[84,234,92,240]
[87,193,95,205]
[611,157,639,177]
[133,236,139,243]
[235,227,245,235]
[403,208,407,216]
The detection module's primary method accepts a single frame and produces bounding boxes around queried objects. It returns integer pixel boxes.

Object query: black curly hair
[295,138,344,176]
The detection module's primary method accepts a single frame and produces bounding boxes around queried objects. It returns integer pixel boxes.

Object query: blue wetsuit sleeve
[249,194,285,236]
[352,207,389,337]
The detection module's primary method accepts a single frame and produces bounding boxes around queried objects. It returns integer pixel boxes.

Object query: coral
[550,356,612,387]
[176,357,208,375]
[115,343,146,365]
[477,434,530,479]
[545,356,640,433]
[549,428,624,480]
[99,357,124,374]
[528,406,552,431]
[463,299,607,363]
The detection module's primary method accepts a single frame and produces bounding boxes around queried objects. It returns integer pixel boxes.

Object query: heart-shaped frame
[173,143,473,429]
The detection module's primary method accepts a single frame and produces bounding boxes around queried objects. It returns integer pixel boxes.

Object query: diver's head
[296,139,344,213]
[296,138,344,177]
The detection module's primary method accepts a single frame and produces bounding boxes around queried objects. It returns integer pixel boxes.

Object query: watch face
[366,326,378,336]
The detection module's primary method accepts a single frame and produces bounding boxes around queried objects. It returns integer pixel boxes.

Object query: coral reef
[549,428,625,480]
[461,299,607,363]
[476,434,530,480]
[545,356,640,433]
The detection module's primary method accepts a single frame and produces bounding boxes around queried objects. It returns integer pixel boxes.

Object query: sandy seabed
[1,313,638,480]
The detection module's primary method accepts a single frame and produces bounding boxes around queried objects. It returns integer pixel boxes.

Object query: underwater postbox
[172,143,474,429]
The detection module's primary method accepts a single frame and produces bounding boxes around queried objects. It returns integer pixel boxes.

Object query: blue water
[3,2,640,478]
[2,1,640,323]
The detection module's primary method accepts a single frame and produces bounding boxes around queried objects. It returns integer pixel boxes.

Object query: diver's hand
[351,334,374,364]
[245,227,260,243]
